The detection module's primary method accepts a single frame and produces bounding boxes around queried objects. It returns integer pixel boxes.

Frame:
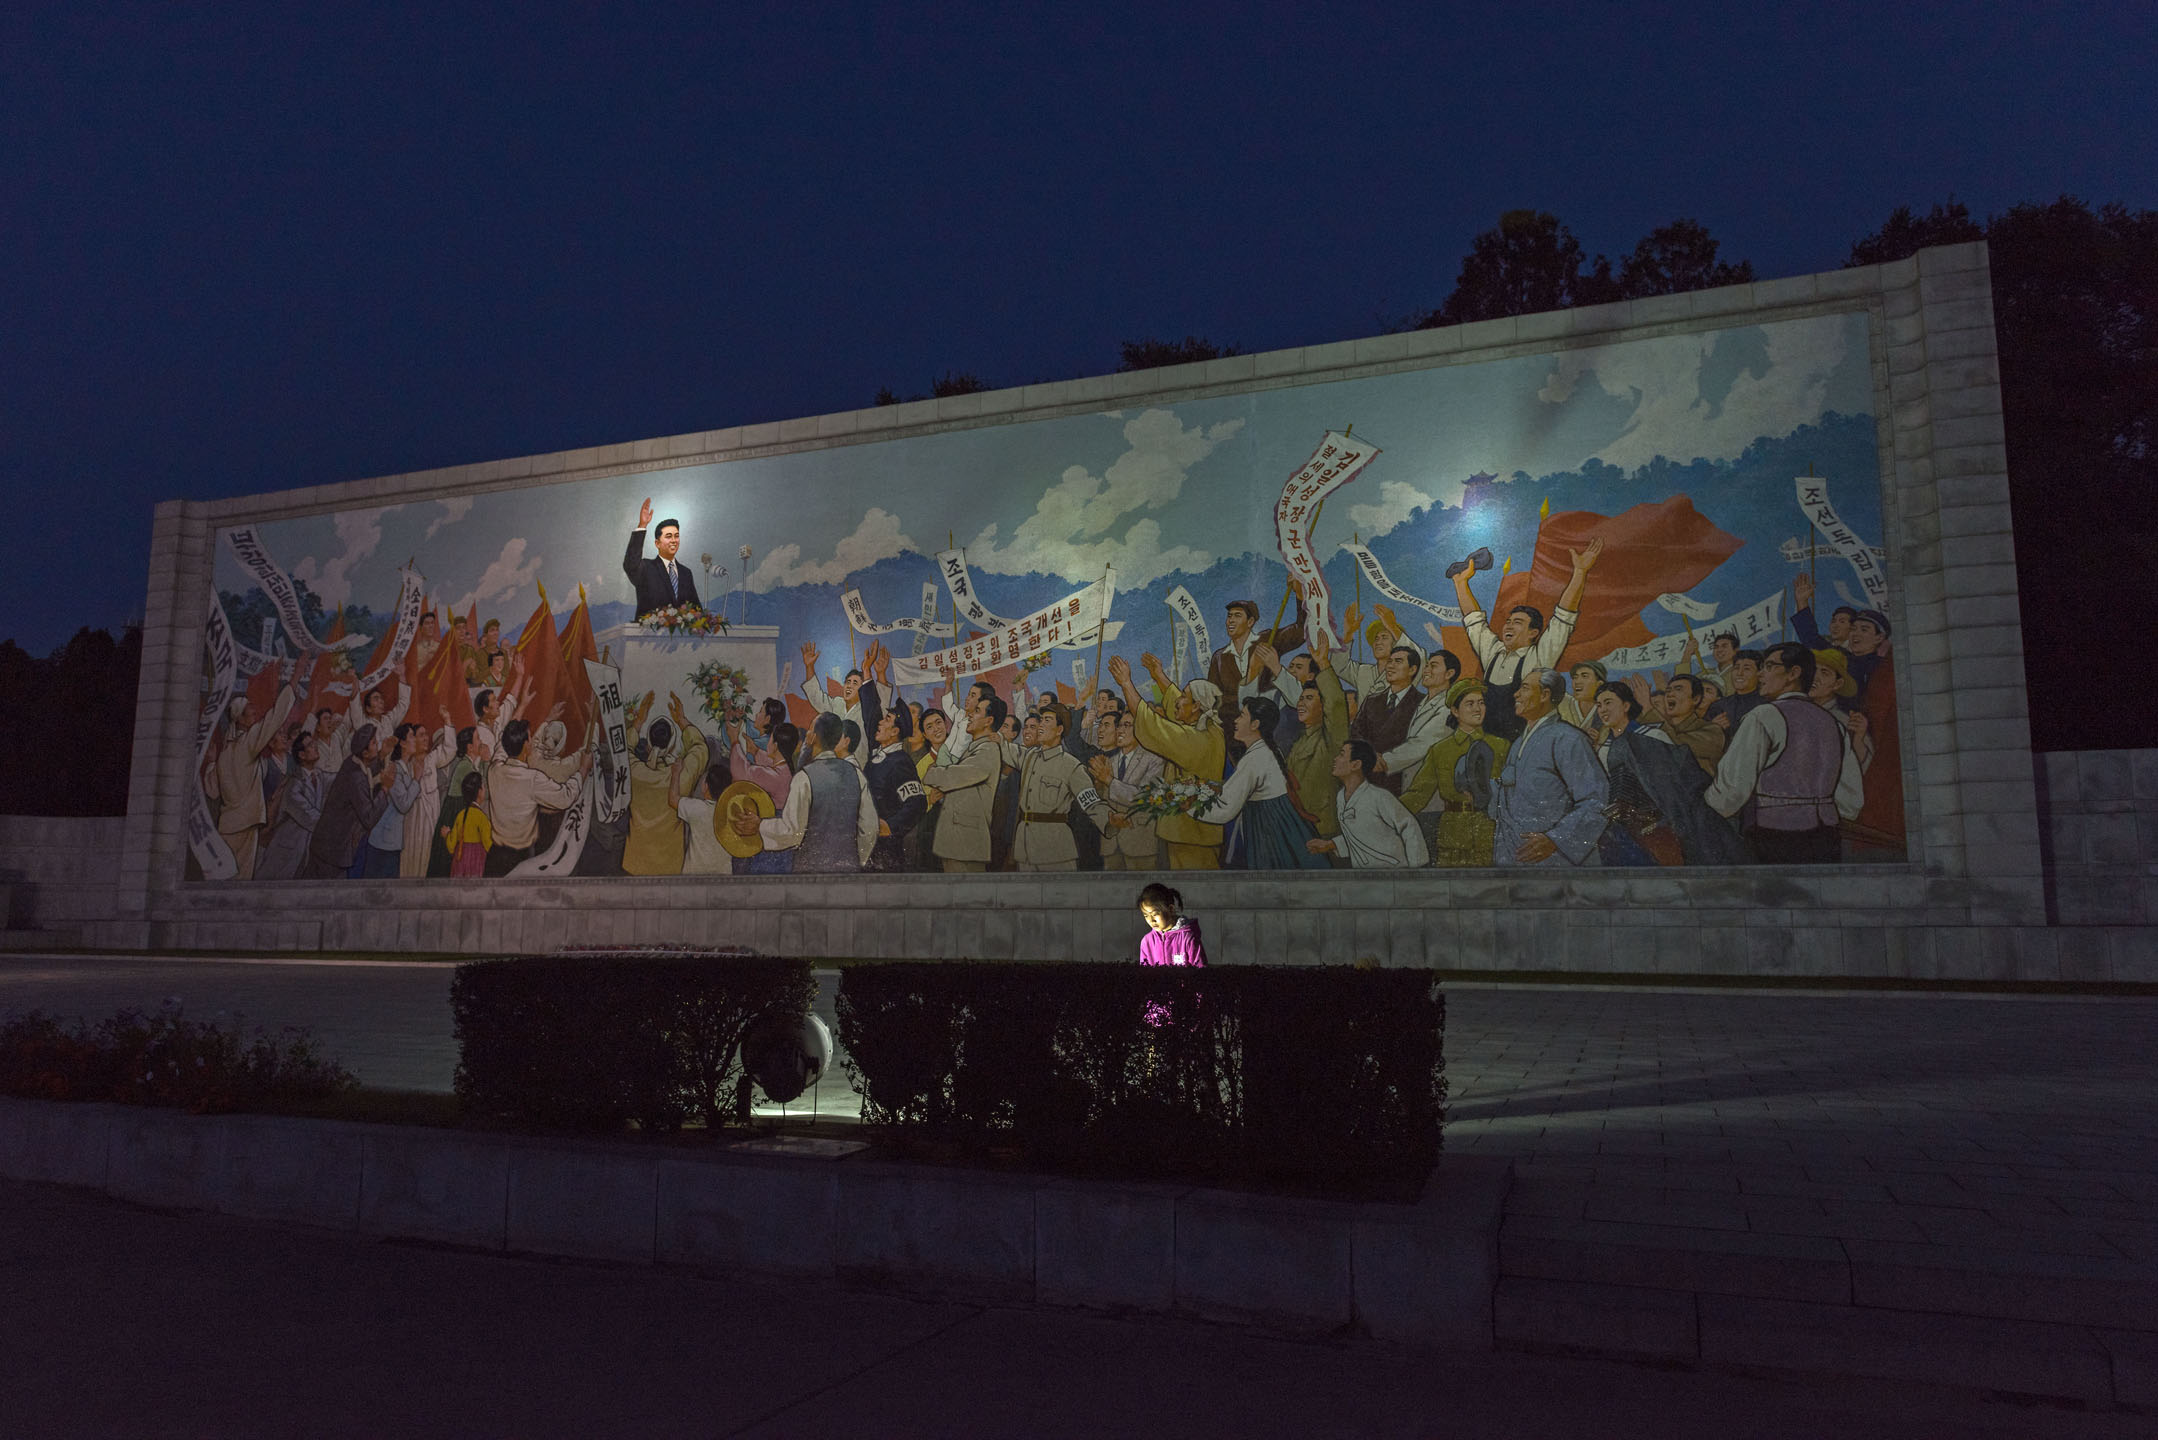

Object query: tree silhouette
[1847,194,2158,750]
[1118,336,1242,371]
[1843,199,1985,267]
[1614,219,1756,297]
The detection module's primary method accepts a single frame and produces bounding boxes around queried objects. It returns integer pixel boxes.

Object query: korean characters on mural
[190,311,1903,883]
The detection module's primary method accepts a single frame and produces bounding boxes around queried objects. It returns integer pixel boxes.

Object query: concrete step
[0,928,81,951]
[1494,1277,2145,1407]
[1501,1212,2158,1332]
[1496,1209,2158,1408]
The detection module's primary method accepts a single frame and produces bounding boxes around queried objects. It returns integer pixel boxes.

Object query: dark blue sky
[3,2,2149,651]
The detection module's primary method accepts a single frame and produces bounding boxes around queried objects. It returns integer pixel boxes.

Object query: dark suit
[623,530,702,619]
[301,758,388,878]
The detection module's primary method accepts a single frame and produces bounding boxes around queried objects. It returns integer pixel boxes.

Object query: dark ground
[3,1177,2147,1440]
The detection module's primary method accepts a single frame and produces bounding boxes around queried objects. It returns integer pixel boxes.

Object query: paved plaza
[4,955,2156,1411]
[6,1175,2148,1439]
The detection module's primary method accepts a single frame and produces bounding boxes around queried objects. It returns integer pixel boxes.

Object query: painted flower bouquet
[639,604,731,636]
[1126,777,1223,822]
[1017,651,1053,676]
[689,659,756,729]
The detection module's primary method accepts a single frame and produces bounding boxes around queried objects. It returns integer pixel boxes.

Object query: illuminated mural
[191,310,1902,882]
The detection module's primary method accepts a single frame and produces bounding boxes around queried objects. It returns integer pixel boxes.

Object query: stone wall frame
[119,241,2058,977]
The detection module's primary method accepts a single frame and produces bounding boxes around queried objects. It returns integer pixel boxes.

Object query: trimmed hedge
[837,963,1445,1187]
[0,1004,356,1112]
[451,952,815,1132]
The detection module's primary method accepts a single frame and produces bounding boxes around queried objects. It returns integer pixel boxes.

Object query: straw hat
[715,780,777,859]
[1812,648,1858,699]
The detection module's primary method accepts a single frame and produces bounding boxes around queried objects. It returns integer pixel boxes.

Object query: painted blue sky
[216,310,1876,663]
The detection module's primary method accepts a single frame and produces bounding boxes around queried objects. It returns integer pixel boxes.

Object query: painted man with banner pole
[1449,538,1604,742]
[1204,577,1309,743]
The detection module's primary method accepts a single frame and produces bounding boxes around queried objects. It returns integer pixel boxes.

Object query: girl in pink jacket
[1137,883,1207,968]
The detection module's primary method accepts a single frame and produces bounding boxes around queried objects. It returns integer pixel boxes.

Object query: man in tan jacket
[214,662,299,879]
[1009,703,1104,870]
[923,693,1006,872]
[1090,710,1165,870]
[1109,654,1225,870]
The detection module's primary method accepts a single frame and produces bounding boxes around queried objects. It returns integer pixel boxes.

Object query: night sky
[3,3,2149,652]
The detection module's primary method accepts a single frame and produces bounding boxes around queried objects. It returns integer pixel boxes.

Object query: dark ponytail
[1137,882,1183,916]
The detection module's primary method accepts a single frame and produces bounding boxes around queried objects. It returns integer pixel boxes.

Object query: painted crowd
[201,511,1902,881]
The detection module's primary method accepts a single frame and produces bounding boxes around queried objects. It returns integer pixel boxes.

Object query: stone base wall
[3,780,2156,978]
[0,816,123,939]
[2034,750,2158,926]
[128,866,2153,982]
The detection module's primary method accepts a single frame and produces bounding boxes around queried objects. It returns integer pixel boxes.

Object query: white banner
[1071,656,1087,688]
[1341,544,1463,626]
[934,549,1014,631]
[187,602,241,881]
[893,574,1115,687]
[222,527,372,657]
[911,581,938,656]
[353,568,427,694]
[841,586,961,641]
[1164,585,1212,660]
[1654,591,1720,621]
[1596,590,1785,671]
[1794,477,1888,609]
[584,659,631,822]
[1172,615,1190,683]
[1272,430,1381,637]
[511,756,597,878]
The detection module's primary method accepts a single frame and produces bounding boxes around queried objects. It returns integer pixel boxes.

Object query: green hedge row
[451,953,815,1132]
[837,963,1445,1187]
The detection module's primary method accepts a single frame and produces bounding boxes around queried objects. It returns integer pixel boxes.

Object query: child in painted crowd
[1137,883,1207,968]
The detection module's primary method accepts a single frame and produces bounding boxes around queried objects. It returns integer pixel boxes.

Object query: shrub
[451,952,815,1133]
[0,1003,357,1112]
[837,963,1444,1188]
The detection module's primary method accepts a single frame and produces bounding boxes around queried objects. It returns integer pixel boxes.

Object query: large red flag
[298,609,351,720]
[407,625,477,737]
[512,588,566,735]
[1488,496,1741,671]
[555,587,600,744]
[354,606,403,713]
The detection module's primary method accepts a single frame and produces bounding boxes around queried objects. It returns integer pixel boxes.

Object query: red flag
[1054,680,1077,706]
[301,609,353,719]
[408,625,477,737]
[555,587,600,744]
[1489,497,1741,670]
[354,607,402,714]
[512,588,566,738]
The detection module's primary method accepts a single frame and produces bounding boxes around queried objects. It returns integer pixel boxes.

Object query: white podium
[596,622,782,736]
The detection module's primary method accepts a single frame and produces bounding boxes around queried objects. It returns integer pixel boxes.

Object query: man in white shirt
[485,718,591,874]
[1449,538,1603,740]
[797,639,873,769]
[672,763,735,876]
[1705,641,1865,864]
[320,681,408,774]
[743,712,879,871]
[1306,739,1429,869]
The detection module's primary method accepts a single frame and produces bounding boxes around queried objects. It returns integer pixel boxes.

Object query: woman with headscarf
[1194,696,1327,869]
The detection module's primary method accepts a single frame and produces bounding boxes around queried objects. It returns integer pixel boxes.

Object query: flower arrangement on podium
[689,658,755,729]
[638,604,730,637]
[1126,776,1223,822]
